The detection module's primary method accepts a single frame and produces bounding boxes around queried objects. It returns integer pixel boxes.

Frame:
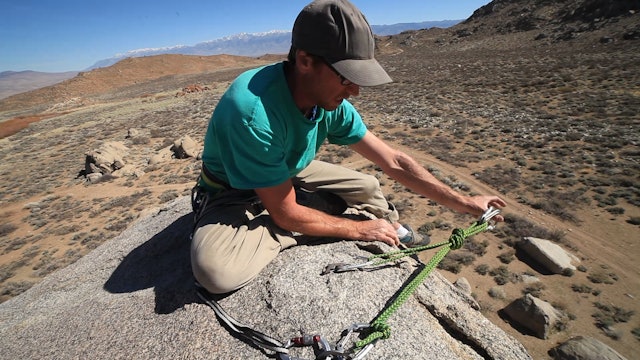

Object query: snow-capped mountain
[88,20,460,70]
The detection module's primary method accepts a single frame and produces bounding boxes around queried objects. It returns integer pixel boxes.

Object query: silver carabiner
[478,206,501,229]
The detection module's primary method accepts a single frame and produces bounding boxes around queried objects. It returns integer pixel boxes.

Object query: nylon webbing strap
[195,283,289,354]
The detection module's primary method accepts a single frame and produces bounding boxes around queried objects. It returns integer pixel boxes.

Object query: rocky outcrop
[148,135,200,165]
[176,84,211,97]
[171,135,199,159]
[550,335,628,360]
[84,141,141,183]
[502,293,565,339]
[0,197,531,359]
[517,236,580,274]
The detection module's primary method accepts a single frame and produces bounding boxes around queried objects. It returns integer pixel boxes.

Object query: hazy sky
[0,0,490,73]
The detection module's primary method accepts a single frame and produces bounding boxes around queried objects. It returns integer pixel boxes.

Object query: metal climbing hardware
[322,260,374,275]
[479,206,501,227]
[275,324,373,360]
[198,207,500,359]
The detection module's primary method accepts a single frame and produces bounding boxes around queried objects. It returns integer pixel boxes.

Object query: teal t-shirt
[200,62,366,191]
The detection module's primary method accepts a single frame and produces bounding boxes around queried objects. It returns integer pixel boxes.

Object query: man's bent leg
[294,160,400,223]
[191,198,297,294]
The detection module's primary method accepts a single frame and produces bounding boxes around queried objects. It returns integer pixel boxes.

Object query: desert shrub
[105,214,135,233]
[554,318,570,332]
[437,257,461,274]
[562,268,575,277]
[571,284,593,293]
[498,249,516,264]
[531,199,578,222]
[464,238,489,256]
[488,286,506,300]
[489,265,513,285]
[606,207,625,215]
[97,190,151,212]
[503,215,566,243]
[51,224,82,236]
[335,147,354,159]
[158,190,179,203]
[475,263,490,275]
[522,282,546,297]
[3,238,27,253]
[594,194,617,207]
[632,327,640,340]
[0,223,18,237]
[587,271,616,284]
[0,263,16,282]
[473,164,521,194]
[627,217,640,226]
[0,281,35,297]
[417,223,434,235]
[576,265,588,272]
[592,302,635,327]
[438,251,476,274]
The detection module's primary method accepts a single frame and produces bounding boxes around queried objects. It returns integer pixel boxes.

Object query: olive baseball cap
[292,0,392,86]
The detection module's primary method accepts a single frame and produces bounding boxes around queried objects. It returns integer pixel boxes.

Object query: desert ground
[1,6,639,359]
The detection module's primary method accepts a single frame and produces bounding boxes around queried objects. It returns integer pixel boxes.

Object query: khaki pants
[191,160,399,294]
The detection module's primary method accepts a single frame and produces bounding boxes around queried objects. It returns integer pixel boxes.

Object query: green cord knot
[355,321,391,349]
[372,321,391,339]
[448,228,466,249]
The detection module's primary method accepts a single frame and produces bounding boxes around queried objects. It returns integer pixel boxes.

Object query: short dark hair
[287,46,325,66]
[287,46,297,63]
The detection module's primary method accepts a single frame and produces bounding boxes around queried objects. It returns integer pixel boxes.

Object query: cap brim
[332,58,392,87]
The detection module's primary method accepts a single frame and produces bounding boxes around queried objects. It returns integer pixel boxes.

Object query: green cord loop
[353,216,495,351]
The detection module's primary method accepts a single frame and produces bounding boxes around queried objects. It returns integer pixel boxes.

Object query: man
[191,0,506,295]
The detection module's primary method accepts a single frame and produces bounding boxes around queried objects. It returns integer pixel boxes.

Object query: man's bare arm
[350,131,506,219]
[254,180,399,246]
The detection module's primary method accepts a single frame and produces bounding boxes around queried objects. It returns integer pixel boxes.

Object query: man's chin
[321,99,343,111]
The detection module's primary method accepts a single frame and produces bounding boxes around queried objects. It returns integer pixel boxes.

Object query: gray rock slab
[0,196,531,359]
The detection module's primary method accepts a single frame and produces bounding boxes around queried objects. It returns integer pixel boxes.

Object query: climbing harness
[196,207,500,359]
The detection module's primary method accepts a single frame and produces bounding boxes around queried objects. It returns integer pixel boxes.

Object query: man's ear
[296,50,316,73]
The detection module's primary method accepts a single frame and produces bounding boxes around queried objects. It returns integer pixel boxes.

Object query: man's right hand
[353,219,399,247]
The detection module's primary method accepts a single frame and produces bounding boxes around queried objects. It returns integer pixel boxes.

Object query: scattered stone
[502,293,564,339]
[84,141,129,182]
[175,84,210,97]
[111,164,144,179]
[600,36,615,43]
[549,335,628,360]
[521,274,541,284]
[148,147,173,165]
[171,135,199,159]
[623,29,640,40]
[126,128,141,138]
[517,237,580,274]
[454,277,472,294]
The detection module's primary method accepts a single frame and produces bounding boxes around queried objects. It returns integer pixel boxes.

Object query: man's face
[310,58,360,111]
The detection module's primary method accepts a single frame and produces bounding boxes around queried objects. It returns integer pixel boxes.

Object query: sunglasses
[322,59,353,86]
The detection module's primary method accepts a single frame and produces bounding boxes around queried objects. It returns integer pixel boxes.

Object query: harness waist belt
[200,164,233,190]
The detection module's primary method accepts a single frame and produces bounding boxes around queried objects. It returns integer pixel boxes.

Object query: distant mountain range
[0,19,460,100]
[88,20,461,70]
[0,70,79,100]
